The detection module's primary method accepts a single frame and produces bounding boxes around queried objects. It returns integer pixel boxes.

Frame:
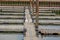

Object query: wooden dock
[24,9,38,40]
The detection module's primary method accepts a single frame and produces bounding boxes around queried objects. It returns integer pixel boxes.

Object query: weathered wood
[24,8,38,40]
[35,0,39,27]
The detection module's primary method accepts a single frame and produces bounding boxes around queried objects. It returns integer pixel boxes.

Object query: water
[38,25,60,40]
[39,35,60,40]
[0,33,24,40]
[38,25,60,29]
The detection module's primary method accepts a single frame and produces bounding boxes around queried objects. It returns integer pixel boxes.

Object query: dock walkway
[24,8,38,40]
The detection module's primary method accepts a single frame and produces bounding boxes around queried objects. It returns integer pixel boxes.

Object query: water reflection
[0,33,24,40]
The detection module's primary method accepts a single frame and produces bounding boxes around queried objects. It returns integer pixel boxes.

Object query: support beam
[35,0,39,27]
[30,0,34,14]
[32,0,35,15]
